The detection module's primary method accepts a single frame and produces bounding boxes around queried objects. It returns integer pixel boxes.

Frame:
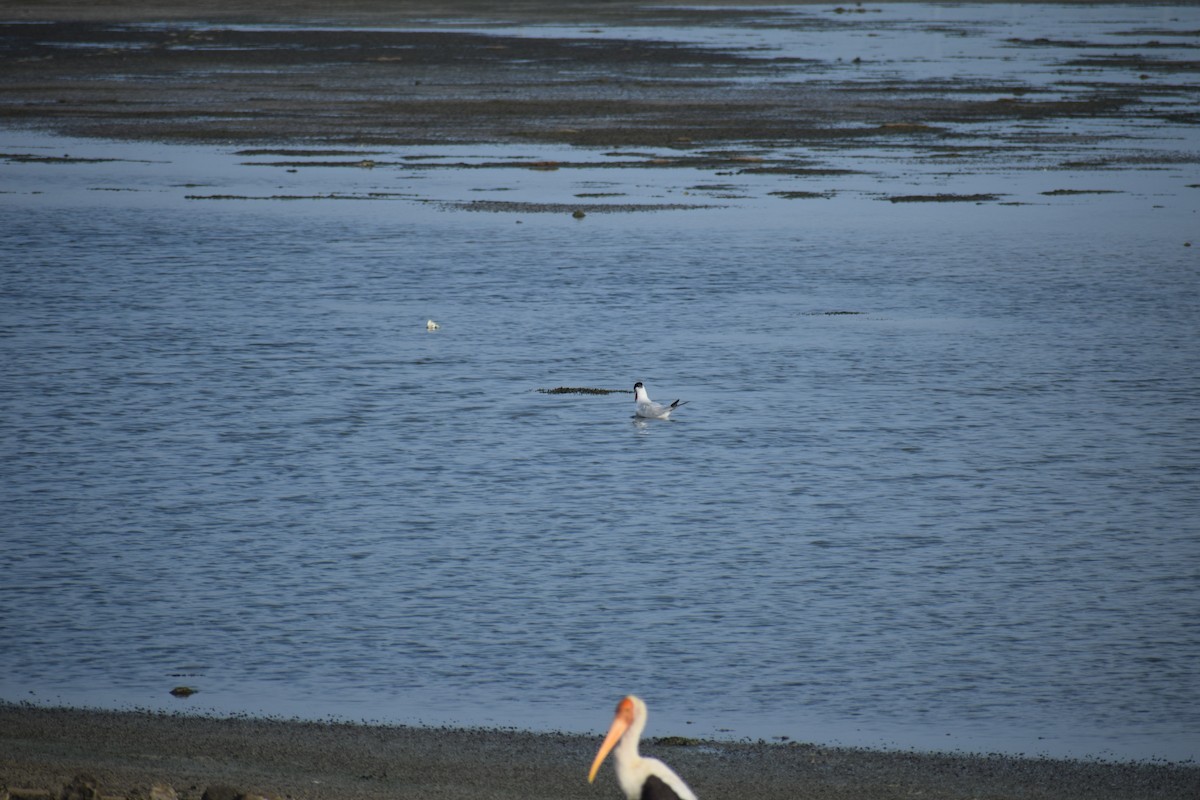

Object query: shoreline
[2,704,1197,800]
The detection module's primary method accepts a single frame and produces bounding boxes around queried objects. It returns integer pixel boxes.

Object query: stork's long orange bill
[588,697,635,783]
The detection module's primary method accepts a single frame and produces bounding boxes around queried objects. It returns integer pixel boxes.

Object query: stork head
[588,695,643,783]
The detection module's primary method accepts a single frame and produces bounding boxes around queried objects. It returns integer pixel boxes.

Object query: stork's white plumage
[633,382,687,419]
[588,696,698,800]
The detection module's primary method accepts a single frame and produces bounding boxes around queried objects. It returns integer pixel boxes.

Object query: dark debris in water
[1061,55,1200,73]
[185,192,415,201]
[240,159,386,168]
[537,387,629,395]
[451,200,715,213]
[1041,189,1123,196]
[872,121,947,134]
[2,152,134,164]
[1006,37,1200,50]
[885,193,1002,203]
[738,166,860,176]
[770,190,835,200]
[234,148,386,157]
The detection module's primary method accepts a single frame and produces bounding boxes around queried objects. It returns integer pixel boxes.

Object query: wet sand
[3,704,1197,800]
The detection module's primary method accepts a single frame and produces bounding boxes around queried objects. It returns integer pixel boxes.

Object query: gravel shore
[3,704,1197,800]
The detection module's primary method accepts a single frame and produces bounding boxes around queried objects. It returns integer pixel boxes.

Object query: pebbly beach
[3,703,1198,800]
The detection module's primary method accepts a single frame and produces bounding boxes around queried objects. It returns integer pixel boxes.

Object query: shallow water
[2,4,1200,765]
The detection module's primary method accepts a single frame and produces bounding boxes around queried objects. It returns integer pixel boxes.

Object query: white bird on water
[634,382,687,420]
[588,695,698,800]
[426,319,440,331]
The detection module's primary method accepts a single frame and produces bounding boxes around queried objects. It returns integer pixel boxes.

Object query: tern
[633,382,687,420]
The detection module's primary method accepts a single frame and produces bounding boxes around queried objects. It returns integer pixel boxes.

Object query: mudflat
[3,0,1195,151]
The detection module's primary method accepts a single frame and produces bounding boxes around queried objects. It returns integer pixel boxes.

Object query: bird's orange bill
[587,700,634,783]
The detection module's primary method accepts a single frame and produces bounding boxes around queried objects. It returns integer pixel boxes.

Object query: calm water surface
[2,4,1200,764]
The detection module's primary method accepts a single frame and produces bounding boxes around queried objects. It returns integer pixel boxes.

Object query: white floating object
[426,319,440,331]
